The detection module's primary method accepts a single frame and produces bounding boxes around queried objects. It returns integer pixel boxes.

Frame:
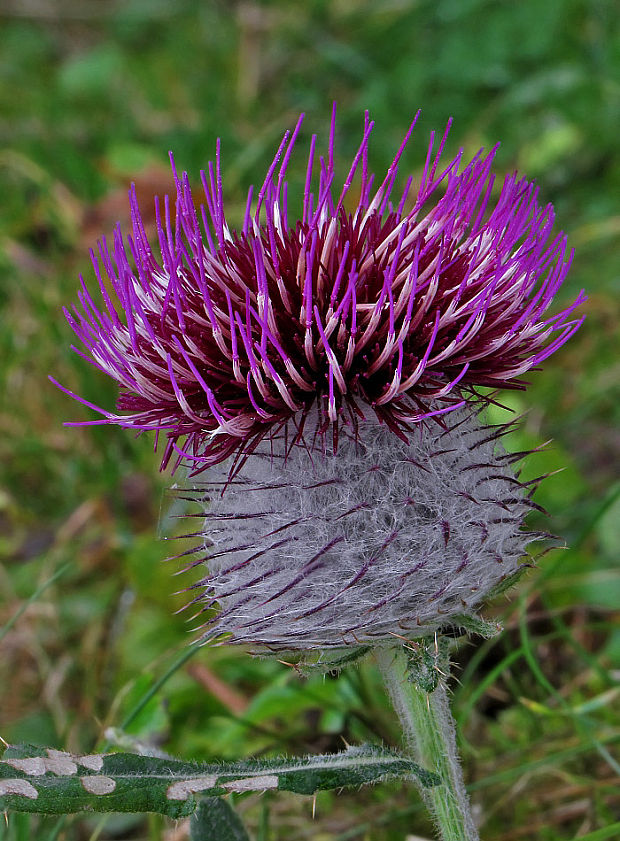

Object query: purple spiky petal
[56,109,585,474]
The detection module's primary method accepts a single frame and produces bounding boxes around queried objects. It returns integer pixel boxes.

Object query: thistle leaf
[295,645,372,676]
[448,613,503,639]
[0,744,439,815]
[483,563,534,601]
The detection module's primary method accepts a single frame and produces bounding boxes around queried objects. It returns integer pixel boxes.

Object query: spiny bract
[184,407,541,649]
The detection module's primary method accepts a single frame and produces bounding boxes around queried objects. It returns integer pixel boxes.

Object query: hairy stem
[375,642,480,841]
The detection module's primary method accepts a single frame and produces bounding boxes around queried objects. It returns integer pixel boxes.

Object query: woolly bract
[185,408,538,649]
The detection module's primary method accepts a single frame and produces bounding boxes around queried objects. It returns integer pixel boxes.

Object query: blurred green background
[1,1,619,839]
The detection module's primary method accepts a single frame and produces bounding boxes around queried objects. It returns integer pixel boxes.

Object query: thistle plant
[33,108,586,839]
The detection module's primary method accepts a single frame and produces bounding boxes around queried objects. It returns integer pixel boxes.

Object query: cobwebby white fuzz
[191,408,535,649]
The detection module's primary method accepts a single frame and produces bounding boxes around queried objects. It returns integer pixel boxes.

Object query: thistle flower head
[58,109,585,649]
[58,108,584,472]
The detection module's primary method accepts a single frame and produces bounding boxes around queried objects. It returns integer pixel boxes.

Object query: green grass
[1,1,619,839]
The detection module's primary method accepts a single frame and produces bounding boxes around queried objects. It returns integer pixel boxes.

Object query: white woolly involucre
[190,409,536,649]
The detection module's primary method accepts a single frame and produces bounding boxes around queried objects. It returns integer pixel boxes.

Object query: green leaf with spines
[405,636,451,694]
[0,743,439,815]
[295,645,372,676]
[448,613,503,639]
[483,563,534,601]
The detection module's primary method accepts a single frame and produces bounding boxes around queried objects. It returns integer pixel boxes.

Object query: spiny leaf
[0,744,439,815]
[448,613,502,639]
[483,563,533,601]
[295,645,372,676]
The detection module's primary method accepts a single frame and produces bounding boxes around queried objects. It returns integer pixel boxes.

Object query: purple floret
[55,107,585,473]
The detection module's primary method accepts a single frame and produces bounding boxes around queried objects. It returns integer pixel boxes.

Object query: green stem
[375,642,479,841]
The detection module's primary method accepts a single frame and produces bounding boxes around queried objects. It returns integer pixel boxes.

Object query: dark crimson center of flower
[215,207,496,414]
[212,208,456,412]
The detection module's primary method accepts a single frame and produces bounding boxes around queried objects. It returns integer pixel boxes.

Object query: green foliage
[447,613,503,639]
[190,798,251,841]
[0,744,437,815]
[294,645,373,676]
[405,638,451,695]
